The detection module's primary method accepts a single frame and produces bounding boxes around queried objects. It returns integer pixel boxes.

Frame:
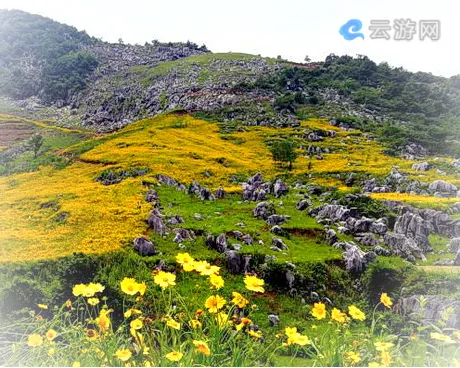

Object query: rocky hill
[2,10,460,158]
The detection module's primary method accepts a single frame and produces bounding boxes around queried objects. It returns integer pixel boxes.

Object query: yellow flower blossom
[165,351,183,362]
[430,332,455,344]
[37,304,48,309]
[209,274,224,290]
[204,295,226,313]
[231,292,249,308]
[130,318,143,330]
[380,351,392,366]
[195,261,220,276]
[244,275,265,293]
[115,349,132,362]
[346,351,361,365]
[380,293,393,309]
[331,307,347,323]
[87,297,100,306]
[215,312,229,328]
[190,319,202,329]
[65,299,72,308]
[193,340,211,356]
[120,278,140,295]
[374,341,394,352]
[124,308,142,318]
[153,271,176,289]
[166,318,181,330]
[285,327,298,337]
[48,348,55,357]
[72,362,80,367]
[248,329,263,339]
[176,252,196,271]
[45,329,57,342]
[95,309,111,333]
[86,329,99,341]
[311,302,327,320]
[348,305,366,321]
[368,362,380,367]
[138,281,147,296]
[27,334,43,347]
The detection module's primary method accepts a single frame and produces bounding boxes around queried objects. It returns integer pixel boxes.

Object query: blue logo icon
[339,19,365,40]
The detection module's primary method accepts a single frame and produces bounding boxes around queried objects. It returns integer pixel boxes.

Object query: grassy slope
[0,113,459,264]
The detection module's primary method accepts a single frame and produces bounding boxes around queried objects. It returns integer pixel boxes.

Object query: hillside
[1,10,460,368]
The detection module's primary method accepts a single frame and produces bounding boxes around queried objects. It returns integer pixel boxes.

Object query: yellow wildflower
[87,297,100,306]
[204,295,226,313]
[209,274,224,290]
[27,334,43,347]
[96,309,111,333]
[165,351,183,362]
[88,282,105,294]
[193,340,211,356]
[37,304,48,309]
[380,351,392,366]
[124,308,142,318]
[72,362,80,367]
[130,318,143,330]
[248,329,263,339]
[176,253,196,272]
[368,362,380,367]
[115,349,132,362]
[48,348,55,357]
[138,282,147,296]
[195,261,220,276]
[292,334,311,346]
[231,292,249,308]
[86,329,99,341]
[190,319,202,329]
[120,278,140,296]
[430,332,455,344]
[166,318,181,330]
[380,293,393,308]
[346,351,361,365]
[311,302,327,320]
[331,307,347,323]
[65,299,72,308]
[45,329,57,342]
[153,271,176,289]
[285,327,298,337]
[348,305,366,321]
[244,275,265,293]
[374,341,394,352]
[72,284,88,297]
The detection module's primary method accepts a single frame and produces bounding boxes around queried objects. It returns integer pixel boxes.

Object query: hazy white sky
[1,0,459,77]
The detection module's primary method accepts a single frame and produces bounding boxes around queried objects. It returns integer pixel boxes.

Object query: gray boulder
[274,179,289,198]
[271,237,288,250]
[412,162,431,172]
[133,236,156,256]
[145,190,159,203]
[253,201,275,219]
[325,228,338,245]
[394,212,433,253]
[241,234,254,245]
[147,212,168,236]
[216,233,228,253]
[173,228,194,241]
[342,243,376,273]
[355,233,379,247]
[384,233,426,262]
[449,238,460,253]
[266,214,290,226]
[156,174,178,187]
[215,187,226,199]
[296,198,312,211]
[428,180,458,195]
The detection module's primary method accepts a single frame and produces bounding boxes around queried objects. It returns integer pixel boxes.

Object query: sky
[1,0,459,77]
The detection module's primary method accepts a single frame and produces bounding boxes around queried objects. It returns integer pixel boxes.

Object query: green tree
[27,134,44,158]
[269,140,298,170]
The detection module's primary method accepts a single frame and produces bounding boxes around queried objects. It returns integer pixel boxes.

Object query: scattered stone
[193,213,204,221]
[412,162,431,172]
[272,237,288,250]
[147,211,168,236]
[268,314,280,326]
[266,214,290,226]
[133,236,156,256]
[296,199,312,211]
[274,179,289,198]
[215,187,226,199]
[253,201,275,219]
